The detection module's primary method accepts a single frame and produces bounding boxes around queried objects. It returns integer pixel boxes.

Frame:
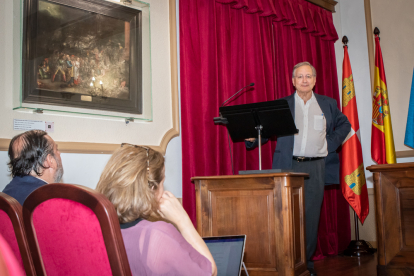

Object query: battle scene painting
[35,0,130,99]
[23,0,142,114]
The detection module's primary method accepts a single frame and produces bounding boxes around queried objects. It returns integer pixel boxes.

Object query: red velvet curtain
[180,0,351,258]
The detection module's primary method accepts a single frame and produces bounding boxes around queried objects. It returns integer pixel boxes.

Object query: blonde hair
[96,145,165,223]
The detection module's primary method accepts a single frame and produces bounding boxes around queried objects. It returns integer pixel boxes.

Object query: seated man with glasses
[245,61,351,276]
[96,144,217,276]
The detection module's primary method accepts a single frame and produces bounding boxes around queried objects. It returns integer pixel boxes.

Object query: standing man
[2,130,64,205]
[66,55,75,87]
[246,62,351,276]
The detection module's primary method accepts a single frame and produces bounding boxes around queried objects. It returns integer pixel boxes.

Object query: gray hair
[292,62,317,78]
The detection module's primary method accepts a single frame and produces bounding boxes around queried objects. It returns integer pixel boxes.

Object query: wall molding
[0,139,166,155]
[160,0,180,154]
[364,0,375,92]
[396,150,414,158]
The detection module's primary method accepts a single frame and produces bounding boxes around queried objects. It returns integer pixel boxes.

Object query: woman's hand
[158,191,192,228]
[245,138,256,142]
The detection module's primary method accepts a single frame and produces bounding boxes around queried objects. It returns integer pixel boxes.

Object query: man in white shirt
[246,62,351,276]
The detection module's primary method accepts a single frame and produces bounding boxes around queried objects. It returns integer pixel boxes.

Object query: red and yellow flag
[371,35,396,164]
[341,45,369,223]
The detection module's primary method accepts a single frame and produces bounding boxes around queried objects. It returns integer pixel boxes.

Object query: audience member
[96,144,217,276]
[2,130,63,205]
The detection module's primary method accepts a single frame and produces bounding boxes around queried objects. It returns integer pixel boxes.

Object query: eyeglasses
[121,143,151,188]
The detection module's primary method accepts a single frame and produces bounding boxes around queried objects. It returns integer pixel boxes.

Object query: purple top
[121,220,212,276]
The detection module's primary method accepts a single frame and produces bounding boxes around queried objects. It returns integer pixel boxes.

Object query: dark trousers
[292,158,325,269]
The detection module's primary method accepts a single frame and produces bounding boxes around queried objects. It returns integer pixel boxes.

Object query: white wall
[0,135,182,196]
[0,0,175,147]
[334,0,414,243]
[334,0,414,190]
[0,0,183,197]
[333,0,376,188]
[370,0,414,152]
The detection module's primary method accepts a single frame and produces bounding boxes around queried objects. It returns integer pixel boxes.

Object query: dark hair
[8,130,55,177]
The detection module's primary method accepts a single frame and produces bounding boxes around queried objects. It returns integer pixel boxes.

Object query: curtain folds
[180,0,350,259]
[215,0,338,42]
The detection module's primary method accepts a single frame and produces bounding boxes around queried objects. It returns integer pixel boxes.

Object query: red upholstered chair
[0,192,35,276]
[22,184,132,276]
[0,233,25,276]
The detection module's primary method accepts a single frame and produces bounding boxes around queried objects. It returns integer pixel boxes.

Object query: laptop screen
[203,235,246,276]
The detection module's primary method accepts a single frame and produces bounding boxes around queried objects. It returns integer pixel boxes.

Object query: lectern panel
[380,174,401,264]
[210,189,276,268]
[292,188,303,265]
[400,189,414,247]
[367,163,414,275]
[192,173,310,276]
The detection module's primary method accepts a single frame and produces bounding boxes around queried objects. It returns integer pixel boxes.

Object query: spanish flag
[371,35,396,164]
[341,45,369,223]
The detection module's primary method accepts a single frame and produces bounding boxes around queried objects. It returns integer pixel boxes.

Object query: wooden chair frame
[22,184,132,276]
[0,192,35,276]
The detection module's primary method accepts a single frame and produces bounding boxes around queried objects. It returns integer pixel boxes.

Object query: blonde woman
[96,144,217,276]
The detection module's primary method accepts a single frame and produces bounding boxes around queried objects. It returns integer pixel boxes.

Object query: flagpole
[371,27,397,164]
[343,213,376,256]
[354,212,360,241]
[341,35,376,257]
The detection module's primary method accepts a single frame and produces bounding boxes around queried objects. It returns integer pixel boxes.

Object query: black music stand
[214,99,297,174]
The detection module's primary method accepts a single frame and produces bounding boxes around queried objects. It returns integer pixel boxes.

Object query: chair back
[23,184,132,276]
[0,192,35,276]
[0,233,25,276]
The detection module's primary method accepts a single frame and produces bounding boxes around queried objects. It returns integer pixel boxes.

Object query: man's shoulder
[314,93,337,104]
[8,175,45,185]
[280,94,295,101]
[278,94,295,106]
[2,175,47,205]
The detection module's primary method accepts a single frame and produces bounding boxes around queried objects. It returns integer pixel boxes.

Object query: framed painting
[22,0,143,114]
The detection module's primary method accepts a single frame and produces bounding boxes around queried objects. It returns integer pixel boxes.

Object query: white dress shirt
[293,92,328,157]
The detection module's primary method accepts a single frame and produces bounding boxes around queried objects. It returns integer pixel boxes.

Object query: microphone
[214,83,254,176]
[221,83,255,107]
[214,82,254,124]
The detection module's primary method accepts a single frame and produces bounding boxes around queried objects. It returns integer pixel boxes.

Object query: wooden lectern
[192,173,310,276]
[367,163,414,276]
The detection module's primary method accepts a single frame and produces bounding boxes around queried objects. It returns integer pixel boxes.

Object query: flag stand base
[343,240,376,257]
[343,212,376,257]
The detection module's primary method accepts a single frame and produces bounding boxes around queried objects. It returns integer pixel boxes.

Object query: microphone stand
[256,125,263,170]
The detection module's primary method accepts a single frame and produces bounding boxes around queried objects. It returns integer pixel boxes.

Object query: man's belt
[292,156,325,162]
